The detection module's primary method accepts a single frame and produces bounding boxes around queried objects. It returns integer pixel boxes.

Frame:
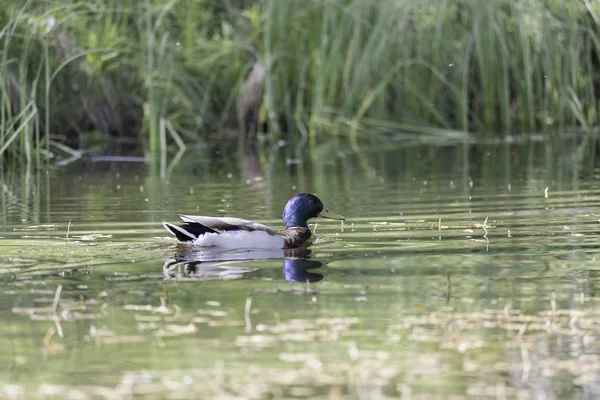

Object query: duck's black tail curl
[162,221,218,242]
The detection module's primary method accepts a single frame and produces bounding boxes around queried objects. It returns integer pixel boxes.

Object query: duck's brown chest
[282,227,313,249]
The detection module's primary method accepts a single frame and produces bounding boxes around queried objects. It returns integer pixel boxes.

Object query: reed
[0,1,43,168]
[0,0,598,166]
[261,0,600,141]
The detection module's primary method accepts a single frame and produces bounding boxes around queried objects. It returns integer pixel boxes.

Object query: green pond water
[1,139,600,399]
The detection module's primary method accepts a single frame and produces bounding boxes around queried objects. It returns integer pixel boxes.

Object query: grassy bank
[0,0,599,165]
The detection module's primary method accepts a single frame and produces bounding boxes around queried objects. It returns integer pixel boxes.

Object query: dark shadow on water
[163,245,326,283]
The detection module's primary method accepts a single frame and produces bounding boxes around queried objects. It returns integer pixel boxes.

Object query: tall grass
[0,0,598,166]
[0,1,44,169]
[261,0,600,142]
[0,0,248,166]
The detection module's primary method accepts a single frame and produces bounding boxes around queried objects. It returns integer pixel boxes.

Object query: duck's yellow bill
[318,209,346,221]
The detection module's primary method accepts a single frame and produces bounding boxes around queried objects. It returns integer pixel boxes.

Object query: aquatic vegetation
[0,0,599,165]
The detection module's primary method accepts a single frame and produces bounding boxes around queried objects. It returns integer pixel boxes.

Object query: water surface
[1,139,600,399]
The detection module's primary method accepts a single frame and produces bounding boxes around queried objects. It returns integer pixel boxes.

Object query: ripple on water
[1,141,600,398]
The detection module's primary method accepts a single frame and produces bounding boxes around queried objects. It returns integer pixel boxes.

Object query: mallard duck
[162,193,345,249]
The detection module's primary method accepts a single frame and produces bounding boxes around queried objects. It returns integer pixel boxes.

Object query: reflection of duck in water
[162,193,344,249]
[163,247,326,283]
[282,258,325,283]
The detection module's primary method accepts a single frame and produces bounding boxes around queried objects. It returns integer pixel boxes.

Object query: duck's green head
[282,193,345,229]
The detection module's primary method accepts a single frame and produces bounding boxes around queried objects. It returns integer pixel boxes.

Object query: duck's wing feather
[162,221,218,242]
[178,215,278,235]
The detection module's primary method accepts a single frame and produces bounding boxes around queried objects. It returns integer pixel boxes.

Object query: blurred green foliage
[0,0,598,165]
